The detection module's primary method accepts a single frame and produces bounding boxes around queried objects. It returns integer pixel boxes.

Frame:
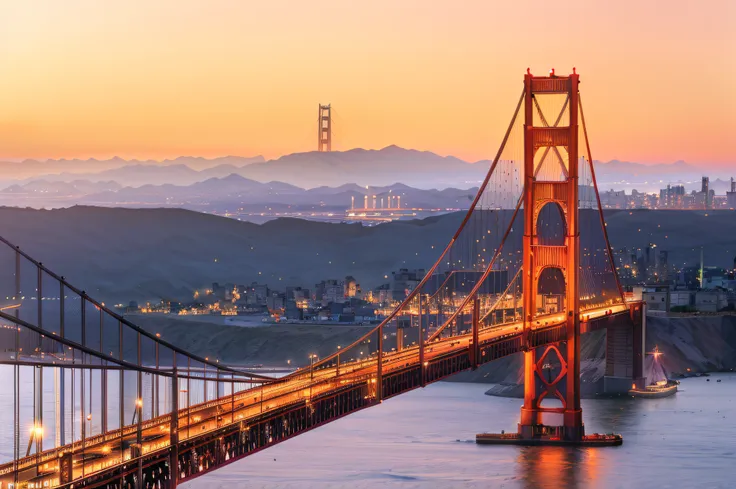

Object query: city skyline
[1,0,734,166]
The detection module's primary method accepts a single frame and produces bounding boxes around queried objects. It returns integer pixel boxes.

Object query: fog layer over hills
[0,206,733,304]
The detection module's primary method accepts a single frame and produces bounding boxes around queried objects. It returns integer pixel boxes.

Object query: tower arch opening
[535,201,567,246]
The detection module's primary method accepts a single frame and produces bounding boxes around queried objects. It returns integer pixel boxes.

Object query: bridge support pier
[603,303,647,393]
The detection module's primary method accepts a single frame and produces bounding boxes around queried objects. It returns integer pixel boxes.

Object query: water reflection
[516,447,593,489]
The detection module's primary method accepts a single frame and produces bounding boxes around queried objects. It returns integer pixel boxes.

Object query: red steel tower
[518,69,583,441]
[477,69,622,446]
[318,104,332,152]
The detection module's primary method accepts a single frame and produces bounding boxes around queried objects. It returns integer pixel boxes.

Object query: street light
[132,398,143,424]
[26,425,43,457]
[309,354,318,380]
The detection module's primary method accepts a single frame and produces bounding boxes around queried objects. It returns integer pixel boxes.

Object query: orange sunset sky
[0,0,734,166]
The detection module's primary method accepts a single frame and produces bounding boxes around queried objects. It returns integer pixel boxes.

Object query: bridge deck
[1,304,632,488]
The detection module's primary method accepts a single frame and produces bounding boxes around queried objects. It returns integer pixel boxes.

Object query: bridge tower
[518,69,584,441]
[318,104,332,152]
[476,69,625,446]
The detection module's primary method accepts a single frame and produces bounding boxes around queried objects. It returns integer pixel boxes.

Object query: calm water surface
[186,374,736,489]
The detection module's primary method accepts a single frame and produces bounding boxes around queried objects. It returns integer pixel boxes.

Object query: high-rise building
[727,177,736,209]
[701,176,710,209]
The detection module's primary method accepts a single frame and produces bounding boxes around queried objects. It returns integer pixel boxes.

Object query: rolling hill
[0,206,733,304]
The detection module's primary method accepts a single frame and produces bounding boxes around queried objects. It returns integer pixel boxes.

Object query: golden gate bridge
[0,70,645,488]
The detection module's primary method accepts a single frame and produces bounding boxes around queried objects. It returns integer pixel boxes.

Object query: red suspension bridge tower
[318,103,332,152]
[478,69,624,446]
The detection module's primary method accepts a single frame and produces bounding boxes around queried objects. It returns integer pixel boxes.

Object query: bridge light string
[427,192,524,342]
[578,94,627,307]
[429,112,524,340]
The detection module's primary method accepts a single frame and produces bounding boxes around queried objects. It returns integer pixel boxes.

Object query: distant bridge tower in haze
[318,104,332,152]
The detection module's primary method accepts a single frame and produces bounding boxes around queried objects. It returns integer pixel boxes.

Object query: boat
[629,346,678,398]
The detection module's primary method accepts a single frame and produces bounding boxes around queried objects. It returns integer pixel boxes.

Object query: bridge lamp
[31,425,44,438]
[135,398,143,408]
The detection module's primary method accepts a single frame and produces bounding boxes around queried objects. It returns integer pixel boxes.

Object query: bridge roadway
[2,303,631,488]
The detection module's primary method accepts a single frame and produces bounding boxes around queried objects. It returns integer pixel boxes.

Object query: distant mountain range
[1,174,478,212]
[0,155,265,184]
[1,179,122,196]
[0,146,729,198]
[594,159,700,178]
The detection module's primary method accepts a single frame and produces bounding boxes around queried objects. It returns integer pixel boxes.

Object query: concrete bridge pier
[603,303,646,394]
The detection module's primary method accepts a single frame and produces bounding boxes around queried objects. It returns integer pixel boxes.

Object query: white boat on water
[629,346,678,398]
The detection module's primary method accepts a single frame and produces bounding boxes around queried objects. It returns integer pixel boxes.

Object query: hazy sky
[0,1,734,166]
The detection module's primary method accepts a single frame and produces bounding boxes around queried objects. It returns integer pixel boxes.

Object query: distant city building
[602,175,732,210]
[391,268,425,300]
[694,290,728,312]
[638,285,731,313]
[659,184,685,208]
[701,176,710,209]
[344,276,359,298]
[370,283,392,303]
[266,292,285,312]
[727,177,736,209]
[314,279,345,305]
[245,282,269,306]
[602,189,628,209]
